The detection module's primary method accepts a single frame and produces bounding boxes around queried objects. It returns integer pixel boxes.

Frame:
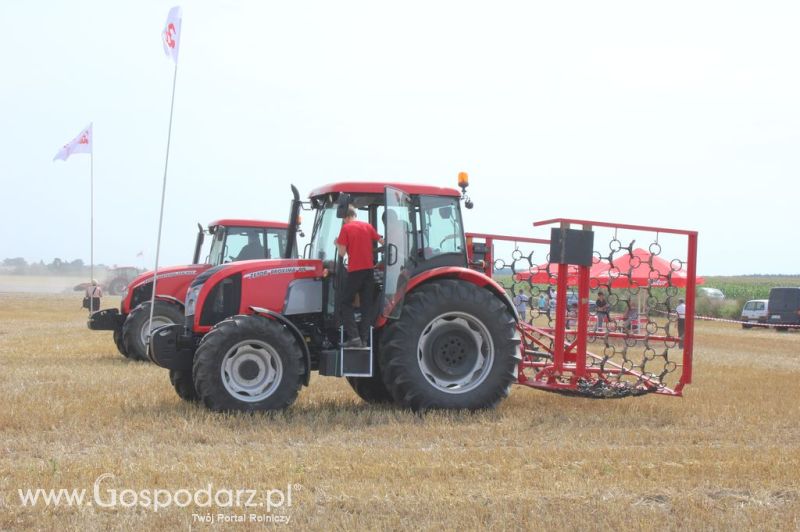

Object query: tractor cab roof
[309,182,461,200]
[208,219,289,230]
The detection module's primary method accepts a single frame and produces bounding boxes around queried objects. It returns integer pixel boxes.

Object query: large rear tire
[380,280,520,411]
[122,301,185,362]
[192,315,304,412]
[170,369,198,401]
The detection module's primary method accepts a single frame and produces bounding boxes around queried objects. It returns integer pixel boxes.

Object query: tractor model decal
[243,266,316,280]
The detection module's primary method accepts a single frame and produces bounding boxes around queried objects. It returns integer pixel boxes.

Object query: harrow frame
[467,218,698,398]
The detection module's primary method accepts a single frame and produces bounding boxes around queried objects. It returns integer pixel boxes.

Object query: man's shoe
[342,338,363,348]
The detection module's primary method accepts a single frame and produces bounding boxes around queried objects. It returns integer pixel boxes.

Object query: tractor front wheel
[113,327,129,358]
[380,280,520,411]
[170,369,198,401]
[122,301,185,361]
[192,315,304,412]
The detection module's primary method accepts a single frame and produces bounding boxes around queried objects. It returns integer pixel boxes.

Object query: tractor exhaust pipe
[192,223,204,264]
[285,185,302,259]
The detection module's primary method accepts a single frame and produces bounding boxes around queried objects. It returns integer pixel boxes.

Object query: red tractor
[89,219,297,361]
[149,180,522,410]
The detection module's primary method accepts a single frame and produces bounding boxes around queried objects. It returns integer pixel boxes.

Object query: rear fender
[376,266,519,327]
[250,306,311,387]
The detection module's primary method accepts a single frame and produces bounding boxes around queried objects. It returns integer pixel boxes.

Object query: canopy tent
[512,247,703,290]
[592,248,703,289]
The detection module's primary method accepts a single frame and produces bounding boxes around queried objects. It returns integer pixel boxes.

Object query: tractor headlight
[185,285,202,316]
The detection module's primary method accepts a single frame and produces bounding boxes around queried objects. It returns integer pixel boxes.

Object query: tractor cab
[196,219,296,266]
[304,183,467,332]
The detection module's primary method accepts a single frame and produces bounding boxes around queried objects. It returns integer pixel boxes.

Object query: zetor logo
[244,266,315,280]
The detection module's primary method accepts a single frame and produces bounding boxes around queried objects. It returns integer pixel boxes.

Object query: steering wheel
[439,234,459,248]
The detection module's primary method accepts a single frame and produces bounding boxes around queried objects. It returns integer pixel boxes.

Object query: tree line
[1,257,117,276]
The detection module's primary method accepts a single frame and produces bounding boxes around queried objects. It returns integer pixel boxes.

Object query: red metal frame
[469,219,698,397]
[209,219,289,229]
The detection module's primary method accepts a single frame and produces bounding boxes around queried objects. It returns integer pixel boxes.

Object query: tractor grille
[199,274,242,326]
[130,283,153,309]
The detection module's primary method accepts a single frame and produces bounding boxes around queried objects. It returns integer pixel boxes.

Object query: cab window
[310,206,341,261]
[225,227,266,261]
[418,196,464,260]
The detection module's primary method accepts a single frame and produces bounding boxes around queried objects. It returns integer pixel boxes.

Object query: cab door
[382,187,415,319]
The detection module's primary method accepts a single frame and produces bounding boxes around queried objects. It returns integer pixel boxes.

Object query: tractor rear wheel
[113,327,129,358]
[192,315,304,412]
[122,301,185,361]
[170,369,198,401]
[380,280,520,411]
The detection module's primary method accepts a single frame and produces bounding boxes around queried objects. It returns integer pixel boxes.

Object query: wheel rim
[139,315,175,346]
[417,311,494,394]
[220,340,283,402]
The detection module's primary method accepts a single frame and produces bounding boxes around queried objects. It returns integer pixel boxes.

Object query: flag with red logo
[53,123,92,162]
[162,6,182,64]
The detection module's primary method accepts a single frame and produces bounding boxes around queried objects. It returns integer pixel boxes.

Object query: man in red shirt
[336,206,384,347]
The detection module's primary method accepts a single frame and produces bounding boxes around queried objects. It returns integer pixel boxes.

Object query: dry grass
[1,292,799,531]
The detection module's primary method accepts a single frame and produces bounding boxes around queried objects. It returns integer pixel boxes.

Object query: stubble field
[1,292,799,531]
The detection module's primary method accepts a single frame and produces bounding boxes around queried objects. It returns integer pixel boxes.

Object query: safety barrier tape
[693,314,800,328]
[649,308,800,329]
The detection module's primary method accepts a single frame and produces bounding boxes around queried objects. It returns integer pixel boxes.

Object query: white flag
[162,6,182,64]
[53,123,92,162]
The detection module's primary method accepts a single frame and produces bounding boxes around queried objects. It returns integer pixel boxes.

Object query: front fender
[250,306,311,387]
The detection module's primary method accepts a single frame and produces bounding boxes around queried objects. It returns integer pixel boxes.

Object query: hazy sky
[1,0,797,275]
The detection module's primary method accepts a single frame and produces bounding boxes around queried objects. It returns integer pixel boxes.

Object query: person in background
[514,288,530,320]
[595,291,610,331]
[236,233,265,261]
[336,206,384,347]
[84,280,102,312]
[622,304,639,333]
[676,298,686,348]
[538,293,547,312]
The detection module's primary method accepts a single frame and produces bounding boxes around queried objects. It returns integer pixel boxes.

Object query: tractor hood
[191,258,324,333]
[129,264,212,290]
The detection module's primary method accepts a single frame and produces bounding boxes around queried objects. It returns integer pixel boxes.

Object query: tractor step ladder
[318,326,373,378]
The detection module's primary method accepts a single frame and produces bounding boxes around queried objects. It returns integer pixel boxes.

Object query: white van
[741,299,768,328]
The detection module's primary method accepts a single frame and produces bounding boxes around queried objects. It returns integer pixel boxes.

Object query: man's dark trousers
[341,269,375,343]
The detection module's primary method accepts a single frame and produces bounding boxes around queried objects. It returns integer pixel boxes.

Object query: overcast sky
[1,0,797,275]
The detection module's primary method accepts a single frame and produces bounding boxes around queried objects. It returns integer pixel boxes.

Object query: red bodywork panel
[209,219,289,230]
[193,259,324,334]
[309,182,461,199]
[122,264,210,314]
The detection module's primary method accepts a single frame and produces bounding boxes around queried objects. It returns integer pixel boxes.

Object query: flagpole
[90,147,95,313]
[147,60,179,345]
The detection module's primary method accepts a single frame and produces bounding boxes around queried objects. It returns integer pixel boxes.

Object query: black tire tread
[170,369,199,401]
[379,279,520,412]
[192,315,304,412]
[122,301,184,362]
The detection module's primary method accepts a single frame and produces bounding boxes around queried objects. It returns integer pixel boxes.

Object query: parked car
[698,287,725,300]
[767,287,800,331]
[740,299,768,329]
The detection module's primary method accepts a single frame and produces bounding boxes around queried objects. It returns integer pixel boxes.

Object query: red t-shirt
[337,220,381,272]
